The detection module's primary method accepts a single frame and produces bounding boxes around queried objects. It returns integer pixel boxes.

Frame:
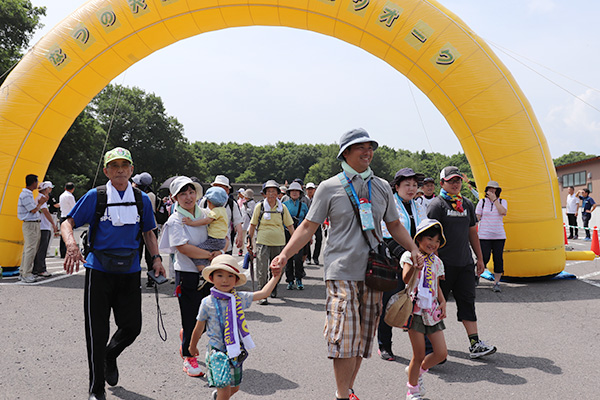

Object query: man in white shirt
[566,186,579,239]
[59,182,76,258]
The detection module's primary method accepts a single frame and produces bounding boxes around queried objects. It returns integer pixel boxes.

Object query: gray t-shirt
[305,171,399,281]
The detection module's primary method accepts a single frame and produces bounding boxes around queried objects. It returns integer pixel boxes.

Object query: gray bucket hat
[336,128,379,161]
[262,180,280,194]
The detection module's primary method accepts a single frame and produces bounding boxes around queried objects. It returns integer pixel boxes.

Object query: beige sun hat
[202,254,247,287]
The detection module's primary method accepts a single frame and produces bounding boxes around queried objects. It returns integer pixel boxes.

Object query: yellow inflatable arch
[0,0,566,277]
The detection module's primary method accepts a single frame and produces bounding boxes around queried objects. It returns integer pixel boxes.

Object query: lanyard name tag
[359,199,375,231]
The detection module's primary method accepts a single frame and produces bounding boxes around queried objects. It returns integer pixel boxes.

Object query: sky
[28,0,600,158]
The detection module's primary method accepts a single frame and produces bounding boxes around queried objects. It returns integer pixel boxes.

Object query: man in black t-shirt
[427,166,497,359]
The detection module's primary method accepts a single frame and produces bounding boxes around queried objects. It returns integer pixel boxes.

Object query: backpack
[256,202,286,231]
[81,185,144,256]
[155,196,169,225]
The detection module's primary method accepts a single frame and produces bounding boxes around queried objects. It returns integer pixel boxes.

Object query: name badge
[359,198,375,231]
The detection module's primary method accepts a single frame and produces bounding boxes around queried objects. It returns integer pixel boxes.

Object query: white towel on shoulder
[262,199,283,220]
[106,181,138,226]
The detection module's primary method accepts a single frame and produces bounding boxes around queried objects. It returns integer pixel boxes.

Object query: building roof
[555,156,600,170]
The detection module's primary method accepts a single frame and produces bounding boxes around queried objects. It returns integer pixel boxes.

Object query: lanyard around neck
[343,172,371,206]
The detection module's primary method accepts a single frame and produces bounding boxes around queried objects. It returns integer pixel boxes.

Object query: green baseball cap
[104,147,133,167]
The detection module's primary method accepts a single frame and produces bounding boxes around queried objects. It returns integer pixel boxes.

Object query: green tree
[553,151,597,167]
[0,0,46,85]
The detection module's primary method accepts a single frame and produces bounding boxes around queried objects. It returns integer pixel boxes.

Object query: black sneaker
[469,340,497,359]
[105,357,118,386]
[378,347,395,361]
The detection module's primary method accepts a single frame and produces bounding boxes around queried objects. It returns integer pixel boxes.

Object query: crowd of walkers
[17,128,509,400]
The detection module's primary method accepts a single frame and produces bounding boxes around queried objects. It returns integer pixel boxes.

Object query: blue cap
[205,187,228,207]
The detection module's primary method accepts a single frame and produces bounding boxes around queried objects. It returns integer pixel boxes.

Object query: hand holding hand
[270,254,287,276]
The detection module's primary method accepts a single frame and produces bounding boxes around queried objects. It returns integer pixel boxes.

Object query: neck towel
[176,203,202,220]
[211,288,255,358]
[416,254,436,310]
[105,181,137,226]
[262,198,283,220]
[341,160,372,180]
[439,188,464,212]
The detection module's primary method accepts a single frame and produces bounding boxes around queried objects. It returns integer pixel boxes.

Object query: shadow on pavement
[109,386,156,400]
[241,368,299,396]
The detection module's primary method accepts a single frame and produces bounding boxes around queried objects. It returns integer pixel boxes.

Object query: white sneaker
[183,357,205,377]
[406,391,423,400]
[405,366,425,396]
[19,275,38,283]
[469,340,497,359]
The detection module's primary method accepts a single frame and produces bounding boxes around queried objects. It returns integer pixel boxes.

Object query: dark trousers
[84,269,142,395]
[312,225,323,263]
[582,212,592,238]
[33,230,51,274]
[480,239,505,274]
[567,213,578,237]
[285,251,304,283]
[59,217,68,258]
[177,271,213,358]
[141,228,159,270]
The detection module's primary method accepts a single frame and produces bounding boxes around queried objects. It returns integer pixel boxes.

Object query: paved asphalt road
[1,236,599,399]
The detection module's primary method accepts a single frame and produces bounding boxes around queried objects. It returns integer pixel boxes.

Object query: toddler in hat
[183,186,230,265]
[189,255,281,400]
[402,219,448,400]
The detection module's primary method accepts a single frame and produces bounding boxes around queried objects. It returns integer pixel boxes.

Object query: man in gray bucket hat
[271,128,422,400]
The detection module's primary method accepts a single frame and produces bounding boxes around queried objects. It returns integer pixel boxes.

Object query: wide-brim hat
[202,255,247,287]
[336,128,379,161]
[104,147,133,167]
[211,175,231,189]
[486,180,500,189]
[287,181,303,194]
[169,176,203,201]
[262,180,280,194]
[414,218,446,248]
[244,188,255,199]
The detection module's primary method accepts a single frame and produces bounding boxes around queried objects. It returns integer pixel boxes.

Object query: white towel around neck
[106,181,138,226]
[262,198,283,220]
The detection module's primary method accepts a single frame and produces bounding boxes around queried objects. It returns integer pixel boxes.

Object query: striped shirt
[17,188,40,221]
[475,198,507,239]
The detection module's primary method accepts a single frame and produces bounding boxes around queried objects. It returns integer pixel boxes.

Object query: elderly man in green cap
[61,147,166,400]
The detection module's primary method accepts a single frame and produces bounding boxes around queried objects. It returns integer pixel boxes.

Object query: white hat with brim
[202,255,247,287]
[169,176,203,201]
[211,175,232,189]
[287,181,303,194]
[306,182,316,189]
[414,218,447,248]
[39,181,54,191]
[336,128,379,161]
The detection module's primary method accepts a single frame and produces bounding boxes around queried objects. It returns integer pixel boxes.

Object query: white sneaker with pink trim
[183,356,204,377]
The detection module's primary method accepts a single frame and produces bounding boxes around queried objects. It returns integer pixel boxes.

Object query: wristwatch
[151,254,163,262]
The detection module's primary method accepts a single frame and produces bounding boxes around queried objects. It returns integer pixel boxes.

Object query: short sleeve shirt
[197,292,254,352]
[305,172,399,281]
[68,188,156,273]
[401,251,445,326]
[207,207,229,239]
[250,202,294,246]
[37,195,52,231]
[158,208,209,273]
[427,196,476,267]
[475,198,507,240]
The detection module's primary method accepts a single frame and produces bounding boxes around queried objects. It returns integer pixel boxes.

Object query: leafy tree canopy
[553,151,597,167]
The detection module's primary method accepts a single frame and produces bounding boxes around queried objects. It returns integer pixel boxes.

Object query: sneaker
[37,271,52,277]
[349,389,360,400]
[296,279,304,290]
[104,358,118,386]
[183,356,205,377]
[211,389,218,400]
[406,391,423,400]
[270,285,277,298]
[405,366,425,395]
[469,340,497,359]
[287,282,294,290]
[492,283,501,292]
[19,275,37,283]
[584,237,592,241]
[258,298,268,305]
[238,250,243,256]
[378,347,395,361]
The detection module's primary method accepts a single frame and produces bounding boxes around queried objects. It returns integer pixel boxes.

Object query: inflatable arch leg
[0,0,564,277]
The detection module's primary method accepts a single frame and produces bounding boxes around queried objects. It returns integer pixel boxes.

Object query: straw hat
[202,255,247,286]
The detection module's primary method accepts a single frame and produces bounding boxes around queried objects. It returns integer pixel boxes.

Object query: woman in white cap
[475,181,507,292]
[33,181,58,277]
[158,176,215,378]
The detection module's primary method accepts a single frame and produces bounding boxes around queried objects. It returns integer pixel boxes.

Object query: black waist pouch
[93,249,137,272]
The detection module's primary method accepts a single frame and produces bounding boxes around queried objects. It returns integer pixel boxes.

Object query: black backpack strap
[88,185,145,252]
